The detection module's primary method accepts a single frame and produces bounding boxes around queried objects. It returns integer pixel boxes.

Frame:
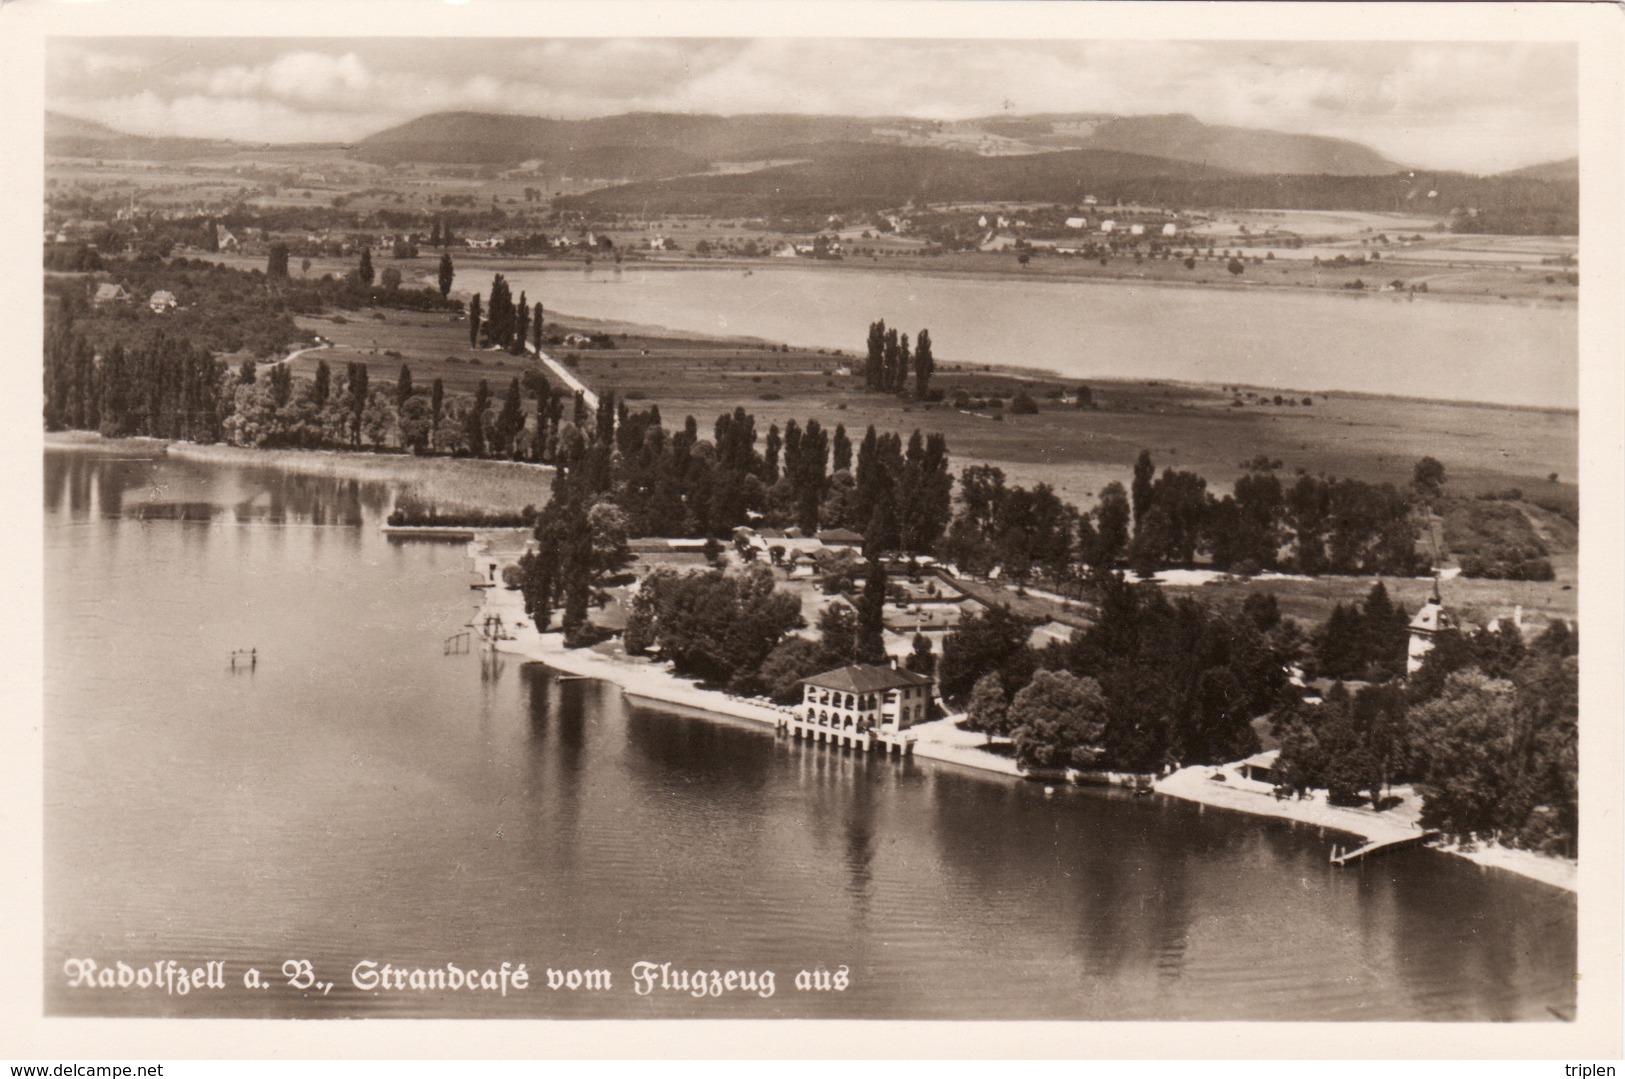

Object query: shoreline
[446,248,1579,313]
[466,533,1576,895]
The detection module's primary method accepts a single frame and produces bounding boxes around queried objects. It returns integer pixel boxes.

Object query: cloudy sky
[47,38,1577,173]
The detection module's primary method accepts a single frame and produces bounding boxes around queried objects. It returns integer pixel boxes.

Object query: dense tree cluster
[939,465,1079,584]
[943,574,1298,773]
[619,564,803,691]
[1311,582,1411,682]
[1273,618,1577,855]
[863,319,934,396]
[1127,452,1426,577]
[45,312,228,442]
[477,274,531,354]
[51,257,460,362]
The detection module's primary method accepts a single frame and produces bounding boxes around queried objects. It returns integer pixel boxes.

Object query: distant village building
[814,528,865,550]
[1406,596,1456,675]
[1161,222,1179,237]
[1099,220,1116,234]
[1129,223,1146,236]
[1065,217,1088,230]
[798,664,935,739]
[92,283,132,306]
[216,228,240,251]
[1083,195,1099,206]
[148,290,178,314]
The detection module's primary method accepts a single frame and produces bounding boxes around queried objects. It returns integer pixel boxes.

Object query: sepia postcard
[2,0,1621,1064]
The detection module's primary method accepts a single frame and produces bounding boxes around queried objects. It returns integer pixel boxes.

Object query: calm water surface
[505,265,1577,410]
[44,451,1576,1020]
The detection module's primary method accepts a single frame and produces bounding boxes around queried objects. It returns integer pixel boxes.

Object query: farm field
[287,300,1578,625]
[291,303,1577,510]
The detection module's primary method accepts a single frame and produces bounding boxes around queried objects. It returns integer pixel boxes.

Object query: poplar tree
[438,252,455,298]
[856,559,889,665]
[358,248,375,287]
[313,359,331,406]
[914,328,934,398]
[832,423,852,473]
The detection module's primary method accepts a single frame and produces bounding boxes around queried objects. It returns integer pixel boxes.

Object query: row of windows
[803,685,927,710]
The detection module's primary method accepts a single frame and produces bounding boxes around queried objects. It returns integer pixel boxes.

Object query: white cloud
[46,38,1577,172]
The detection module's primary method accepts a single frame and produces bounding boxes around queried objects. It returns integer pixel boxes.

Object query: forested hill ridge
[352,109,1408,175]
[46,111,259,161]
[1497,156,1579,183]
[556,149,1576,227]
[47,108,1579,232]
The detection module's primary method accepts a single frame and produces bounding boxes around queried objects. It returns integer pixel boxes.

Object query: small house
[148,290,178,314]
[92,283,132,306]
[1236,750,1280,785]
[1065,217,1088,230]
[1162,223,1178,237]
[1100,220,1116,234]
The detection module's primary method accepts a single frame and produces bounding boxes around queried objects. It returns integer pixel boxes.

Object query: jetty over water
[1330,831,1439,867]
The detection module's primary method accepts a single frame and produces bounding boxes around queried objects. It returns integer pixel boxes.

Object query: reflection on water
[44,451,1576,1020]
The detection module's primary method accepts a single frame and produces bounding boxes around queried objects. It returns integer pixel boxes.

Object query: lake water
[504,265,1577,410]
[44,450,1577,1020]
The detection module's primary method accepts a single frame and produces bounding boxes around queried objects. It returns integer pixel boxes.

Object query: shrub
[1010,391,1039,415]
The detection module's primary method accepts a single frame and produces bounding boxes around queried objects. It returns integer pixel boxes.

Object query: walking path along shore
[459,530,1576,893]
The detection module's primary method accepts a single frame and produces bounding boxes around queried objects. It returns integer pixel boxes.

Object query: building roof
[1409,598,1453,634]
[800,664,934,693]
[94,283,128,301]
[816,528,865,544]
[1239,749,1280,770]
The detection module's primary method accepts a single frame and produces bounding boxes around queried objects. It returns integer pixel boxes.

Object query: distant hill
[558,144,1237,215]
[1500,157,1579,182]
[1068,113,1403,175]
[351,108,1407,178]
[352,110,893,169]
[561,149,1576,230]
[46,110,248,161]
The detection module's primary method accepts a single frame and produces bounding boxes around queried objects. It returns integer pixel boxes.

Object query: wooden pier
[1330,830,1439,867]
